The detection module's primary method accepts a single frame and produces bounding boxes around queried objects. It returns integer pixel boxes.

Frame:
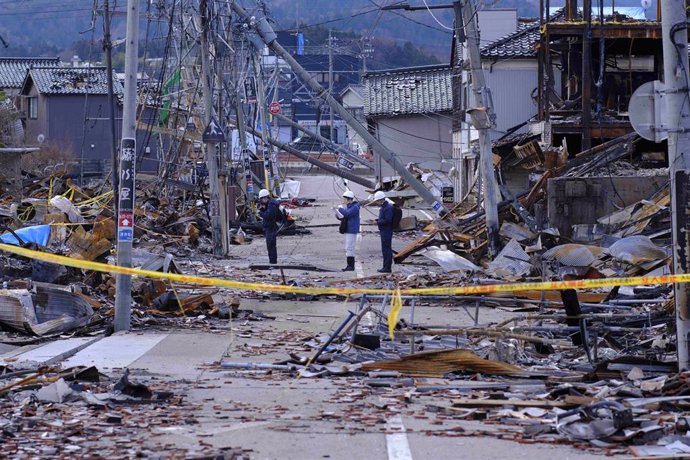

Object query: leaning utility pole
[230,2,447,216]
[273,113,374,170]
[456,0,501,256]
[114,0,140,332]
[253,55,273,193]
[199,0,224,256]
[662,0,690,370]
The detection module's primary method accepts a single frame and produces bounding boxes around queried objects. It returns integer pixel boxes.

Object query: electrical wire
[421,0,454,31]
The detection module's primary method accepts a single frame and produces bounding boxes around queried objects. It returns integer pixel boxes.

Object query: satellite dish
[641,0,652,9]
[37,133,45,143]
[629,80,667,142]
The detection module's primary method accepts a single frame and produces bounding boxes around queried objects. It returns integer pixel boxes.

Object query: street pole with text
[114,0,140,332]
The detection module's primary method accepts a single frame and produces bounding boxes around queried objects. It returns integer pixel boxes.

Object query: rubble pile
[0,365,251,459]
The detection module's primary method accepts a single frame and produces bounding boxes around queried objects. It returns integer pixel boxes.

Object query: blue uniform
[339,201,361,234]
[259,199,281,264]
[377,201,394,271]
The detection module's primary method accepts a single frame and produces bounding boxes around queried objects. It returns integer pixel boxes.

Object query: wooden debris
[361,349,526,377]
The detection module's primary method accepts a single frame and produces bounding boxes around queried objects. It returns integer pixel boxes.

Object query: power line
[421,0,454,31]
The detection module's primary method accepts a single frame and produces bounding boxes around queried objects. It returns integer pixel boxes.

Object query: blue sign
[118,229,133,242]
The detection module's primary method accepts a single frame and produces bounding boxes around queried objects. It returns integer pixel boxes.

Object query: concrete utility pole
[273,113,374,170]
[230,116,376,188]
[328,29,335,143]
[253,55,273,193]
[456,0,501,256]
[662,0,690,370]
[114,0,139,332]
[230,2,447,216]
[102,0,119,217]
[199,0,224,256]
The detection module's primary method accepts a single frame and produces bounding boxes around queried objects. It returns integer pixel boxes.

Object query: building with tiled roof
[0,57,60,95]
[20,67,123,96]
[19,66,160,176]
[363,65,452,118]
[481,22,540,59]
[362,65,453,178]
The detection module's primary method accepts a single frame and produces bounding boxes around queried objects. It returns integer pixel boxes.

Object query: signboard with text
[117,138,136,242]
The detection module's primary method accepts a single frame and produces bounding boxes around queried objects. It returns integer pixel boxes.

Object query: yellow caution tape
[388,289,403,339]
[0,242,680,297]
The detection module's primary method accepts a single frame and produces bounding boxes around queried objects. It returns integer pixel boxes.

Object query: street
[1,175,603,459]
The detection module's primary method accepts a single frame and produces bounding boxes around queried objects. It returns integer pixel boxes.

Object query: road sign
[629,80,667,142]
[202,117,226,143]
[268,101,281,115]
[118,212,133,228]
[336,156,354,171]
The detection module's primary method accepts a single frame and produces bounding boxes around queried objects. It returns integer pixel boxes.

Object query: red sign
[268,101,281,115]
[118,212,133,228]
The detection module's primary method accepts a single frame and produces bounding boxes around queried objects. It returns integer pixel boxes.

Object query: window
[28,96,38,119]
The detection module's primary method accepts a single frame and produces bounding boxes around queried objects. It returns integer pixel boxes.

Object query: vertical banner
[117,138,136,242]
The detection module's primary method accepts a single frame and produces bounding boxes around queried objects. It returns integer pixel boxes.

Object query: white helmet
[373,191,386,201]
[342,190,355,199]
[258,189,270,198]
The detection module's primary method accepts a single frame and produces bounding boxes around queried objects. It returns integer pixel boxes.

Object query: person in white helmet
[257,189,281,264]
[372,190,393,273]
[335,190,360,271]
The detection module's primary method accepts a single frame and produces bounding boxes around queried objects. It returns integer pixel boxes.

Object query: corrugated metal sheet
[0,283,94,336]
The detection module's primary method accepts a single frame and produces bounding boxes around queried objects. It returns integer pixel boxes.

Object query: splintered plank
[360,349,526,377]
[393,229,440,263]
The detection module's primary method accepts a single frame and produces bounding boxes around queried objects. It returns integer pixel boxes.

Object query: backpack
[277,204,290,224]
[392,204,403,230]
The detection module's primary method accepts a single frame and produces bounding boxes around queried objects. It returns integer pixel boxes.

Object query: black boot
[342,257,355,271]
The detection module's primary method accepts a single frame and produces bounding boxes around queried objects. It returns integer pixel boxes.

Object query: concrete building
[363,64,453,180]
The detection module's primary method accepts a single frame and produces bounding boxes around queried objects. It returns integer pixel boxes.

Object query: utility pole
[254,55,273,193]
[662,0,690,370]
[199,0,224,256]
[274,113,374,170]
[102,0,118,216]
[114,0,140,332]
[230,2,447,216]
[328,29,335,144]
[581,0,592,152]
[456,0,501,256]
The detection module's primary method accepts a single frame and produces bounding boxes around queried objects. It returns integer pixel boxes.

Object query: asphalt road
[1,175,607,459]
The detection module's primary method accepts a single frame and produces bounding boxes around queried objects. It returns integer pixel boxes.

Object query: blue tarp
[0,224,51,246]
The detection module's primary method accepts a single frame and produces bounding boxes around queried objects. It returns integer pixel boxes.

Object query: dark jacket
[259,199,281,232]
[339,201,361,234]
[377,201,394,231]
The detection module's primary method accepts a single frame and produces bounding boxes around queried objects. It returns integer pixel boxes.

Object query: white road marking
[356,225,364,278]
[1,337,101,366]
[63,332,168,370]
[386,414,413,460]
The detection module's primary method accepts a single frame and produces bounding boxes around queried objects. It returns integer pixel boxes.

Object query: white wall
[373,114,453,179]
[477,9,518,48]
